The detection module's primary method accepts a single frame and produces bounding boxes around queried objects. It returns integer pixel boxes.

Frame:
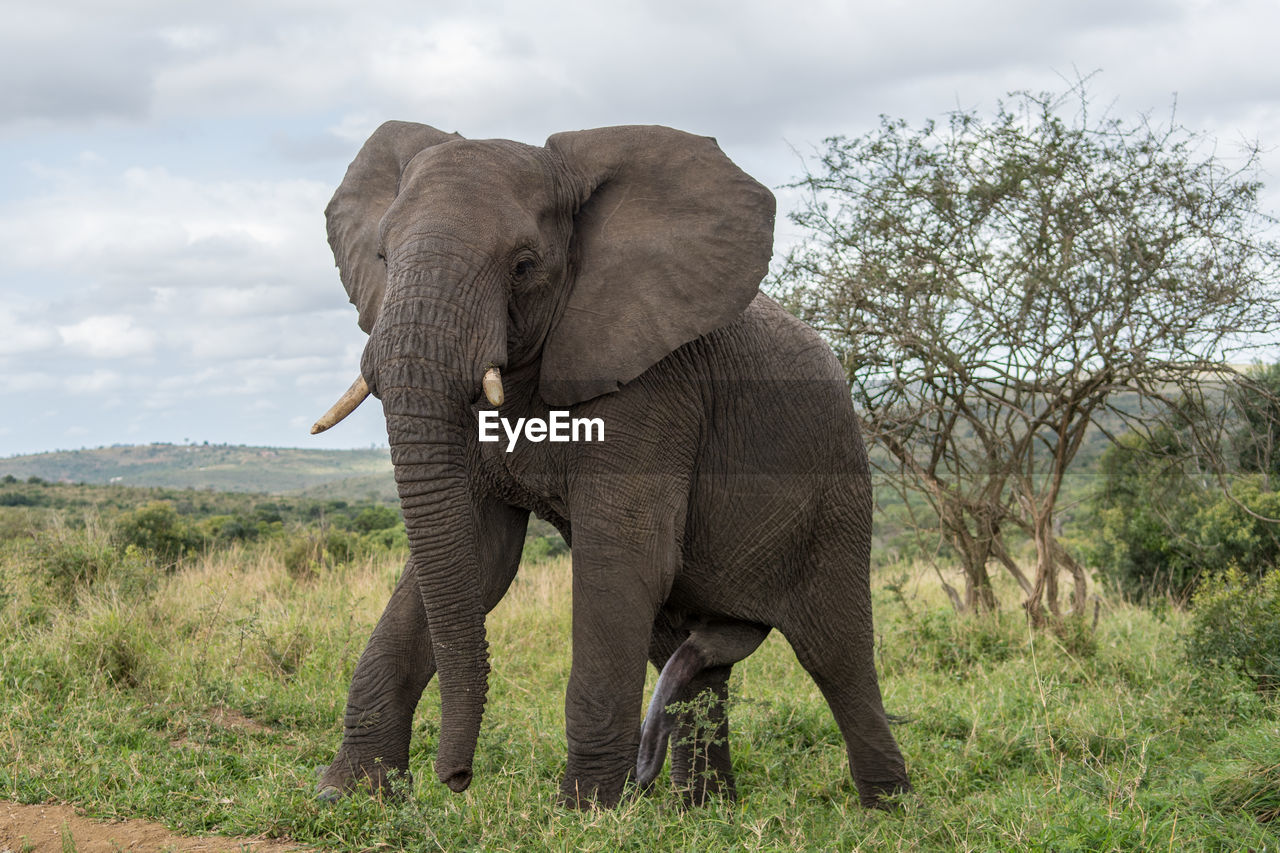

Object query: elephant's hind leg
[789,635,910,807]
[781,580,910,807]
[638,619,768,803]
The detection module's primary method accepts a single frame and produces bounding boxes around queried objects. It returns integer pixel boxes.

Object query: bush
[114,501,201,567]
[1086,431,1203,599]
[1089,428,1280,600]
[361,525,408,551]
[281,528,364,579]
[22,526,159,612]
[28,527,121,600]
[1191,479,1280,579]
[353,505,400,533]
[1186,567,1280,692]
[521,534,568,565]
[198,514,260,545]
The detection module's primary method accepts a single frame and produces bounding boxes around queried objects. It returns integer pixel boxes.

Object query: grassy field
[1,509,1277,850]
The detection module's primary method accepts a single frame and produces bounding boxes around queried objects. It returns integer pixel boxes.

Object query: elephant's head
[314,121,774,792]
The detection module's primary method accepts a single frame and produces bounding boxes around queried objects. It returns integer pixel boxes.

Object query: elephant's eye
[511,257,536,282]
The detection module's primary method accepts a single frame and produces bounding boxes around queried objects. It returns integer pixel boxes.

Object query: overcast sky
[2,0,1279,457]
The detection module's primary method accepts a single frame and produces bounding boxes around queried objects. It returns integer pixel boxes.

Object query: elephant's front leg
[319,562,434,798]
[319,499,527,800]
[559,516,678,807]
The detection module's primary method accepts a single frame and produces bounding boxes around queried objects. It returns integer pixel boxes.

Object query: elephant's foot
[670,741,736,806]
[855,776,911,810]
[315,746,412,802]
[556,763,634,809]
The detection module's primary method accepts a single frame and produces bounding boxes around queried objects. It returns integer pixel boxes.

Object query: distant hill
[0,444,395,497]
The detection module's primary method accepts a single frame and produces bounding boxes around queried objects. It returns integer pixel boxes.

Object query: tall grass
[1,527,1276,851]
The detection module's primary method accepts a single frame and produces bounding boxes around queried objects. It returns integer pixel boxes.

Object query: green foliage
[1186,567,1280,692]
[0,490,43,507]
[197,513,261,544]
[1089,422,1280,600]
[353,505,400,533]
[1193,478,1280,575]
[26,527,121,600]
[521,533,569,564]
[114,501,202,567]
[360,524,408,551]
[281,529,361,579]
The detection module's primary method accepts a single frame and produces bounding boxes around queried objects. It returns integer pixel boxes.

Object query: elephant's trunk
[368,281,504,793]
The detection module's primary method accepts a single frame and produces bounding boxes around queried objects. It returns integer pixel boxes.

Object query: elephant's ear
[326,121,462,333]
[540,126,775,406]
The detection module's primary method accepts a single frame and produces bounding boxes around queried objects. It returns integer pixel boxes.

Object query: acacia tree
[777,84,1280,622]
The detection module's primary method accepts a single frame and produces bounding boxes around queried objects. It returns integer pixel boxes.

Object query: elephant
[309,120,910,809]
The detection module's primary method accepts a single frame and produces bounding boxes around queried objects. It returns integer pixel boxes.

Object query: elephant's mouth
[310,365,505,435]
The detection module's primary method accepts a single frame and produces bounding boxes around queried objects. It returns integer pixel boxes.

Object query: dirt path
[1,801,305,852]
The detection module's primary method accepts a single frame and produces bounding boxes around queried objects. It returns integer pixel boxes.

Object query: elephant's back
[694,292,864,456]
[690,292,849,385]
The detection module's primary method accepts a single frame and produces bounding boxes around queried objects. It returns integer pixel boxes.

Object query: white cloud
[0,368,56,394]
[64,370,124,394]
[0,307,57,356]
[0,165,331,287]
[58,315,158,358]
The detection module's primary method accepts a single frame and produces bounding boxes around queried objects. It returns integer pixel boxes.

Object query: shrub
[353,505,400,533]
[198,514,259,545]
[1191,479,1280,580]
[28,526,120,600]
[361,525,408,551]
[281,528,364,579]
[1090,430,1280,600]
[1186,567,1280,692]
[114,501,201,567]
[1086,430,1203,599]
[521,534,568,565]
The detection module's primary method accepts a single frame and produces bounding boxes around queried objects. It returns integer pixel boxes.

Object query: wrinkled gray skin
[315,121,909,808]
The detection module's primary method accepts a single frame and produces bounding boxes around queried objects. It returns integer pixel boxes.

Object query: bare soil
[0,801,305,852]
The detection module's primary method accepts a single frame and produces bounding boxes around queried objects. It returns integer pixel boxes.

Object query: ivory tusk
[310,375,370,434]
[482,366,504,407]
